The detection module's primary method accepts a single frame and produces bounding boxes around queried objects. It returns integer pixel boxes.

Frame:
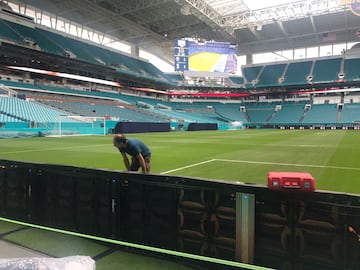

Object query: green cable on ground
[0,216,274,270]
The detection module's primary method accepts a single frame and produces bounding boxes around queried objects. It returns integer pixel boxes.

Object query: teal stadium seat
[242,65,263,88]
[343,58,360,82]
[1,20,65,56]
[229,76,244,85]
[282,61,313,86]
[213,103,248,122]
[165,73,184,85]
[311,57,342,83]
[245,103,276,124]
[302,104,338,124]
[256,63,287,87]
[339,103,360,123]
[2,96,70,122]
[269,103,306,124]
[0,19,24,44]
[0,18,168,83]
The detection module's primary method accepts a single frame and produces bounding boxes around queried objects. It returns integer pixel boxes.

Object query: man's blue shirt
[119,138,151,157]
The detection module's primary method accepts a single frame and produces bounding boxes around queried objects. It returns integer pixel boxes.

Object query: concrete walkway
[0,240,48,258]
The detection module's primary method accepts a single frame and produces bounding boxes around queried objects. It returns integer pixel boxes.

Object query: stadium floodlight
[57,115,106,137]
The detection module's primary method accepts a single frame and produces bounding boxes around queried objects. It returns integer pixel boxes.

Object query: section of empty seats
[213,104,248,122]
[1,17,166,80]
[0,80,42,91]
[0,19,24,44]
[136,59,166,80]
[242,65,263,88]
[152,108,215,123]
[165,73,184,85]
[0,19,64,55]
[38,30,98,64]
[268,104,307,124]
[311,57,342,83]
[0,113,23,122]
[149,101,227,123]
[229,76,244,85]
[302,104,338,124]
[343,58,360,82]
[245,103,277,124]
[0,96,68,123]
[42,99,165,122]
[256,63,287,87]
[0,88,8,95]
[339,103,360,123]
[282,61,313,86]
[114,54,165,79]
[40,30,129,68]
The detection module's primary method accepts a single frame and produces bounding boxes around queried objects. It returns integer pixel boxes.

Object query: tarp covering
[0,256,95,270]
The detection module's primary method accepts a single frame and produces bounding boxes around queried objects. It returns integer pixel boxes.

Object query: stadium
[0,0,359,269]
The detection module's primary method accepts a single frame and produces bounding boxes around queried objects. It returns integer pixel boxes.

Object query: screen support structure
[236,192,255,264]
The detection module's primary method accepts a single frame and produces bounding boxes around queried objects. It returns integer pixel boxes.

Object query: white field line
[214,159,360,171]
[0,144,107,155]
[160,159,216,174]
[161,158,360,175]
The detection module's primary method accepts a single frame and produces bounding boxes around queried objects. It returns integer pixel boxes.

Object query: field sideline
[0,129,359,194]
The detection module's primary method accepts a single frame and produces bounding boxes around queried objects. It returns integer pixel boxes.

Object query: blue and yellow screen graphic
[174,40,237,73]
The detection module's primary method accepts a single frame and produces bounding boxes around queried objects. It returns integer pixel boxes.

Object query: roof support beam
[309,15,317,33]
[274,19,293,47]
[224,0,348,29]
[98,0,171,16]
[174,0,236,42]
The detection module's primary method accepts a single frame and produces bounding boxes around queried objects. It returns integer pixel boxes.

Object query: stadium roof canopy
[7,0,360,63]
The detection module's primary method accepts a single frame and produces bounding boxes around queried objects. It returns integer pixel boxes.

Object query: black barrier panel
[1,159,360,270]
[37,170,76,230]
[73,174,113,237]
[114,122,170,134]
[345,213,360,269]
[30,165,114,237]
[0,165,5,214]
[294,200,344,269]
[254,195,292,270]
[176,188,237,259]
[187,123,218,131]
[177,189,210,256]
[29,167,47,223]
[0,162,29,220]
[254,191,360,270]
[114,176,178,250]
[211,191,236,260]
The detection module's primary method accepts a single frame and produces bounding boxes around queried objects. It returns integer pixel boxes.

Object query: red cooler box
[268,172,316,191]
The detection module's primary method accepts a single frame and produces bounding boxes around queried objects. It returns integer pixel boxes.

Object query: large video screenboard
[174,39,237,73]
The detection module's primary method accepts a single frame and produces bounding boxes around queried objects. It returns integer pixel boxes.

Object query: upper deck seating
[242,65,263,88]
[229,76,244,85]
[343,58,360,82]
[2,20,65,56]
[0,19,24,44]
[257,63,287,87]
[311,57,342,83]
[282,61,313,86]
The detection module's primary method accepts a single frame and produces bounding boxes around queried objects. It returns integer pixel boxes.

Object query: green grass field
[0,129,359,270]
[0,129,360,194]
